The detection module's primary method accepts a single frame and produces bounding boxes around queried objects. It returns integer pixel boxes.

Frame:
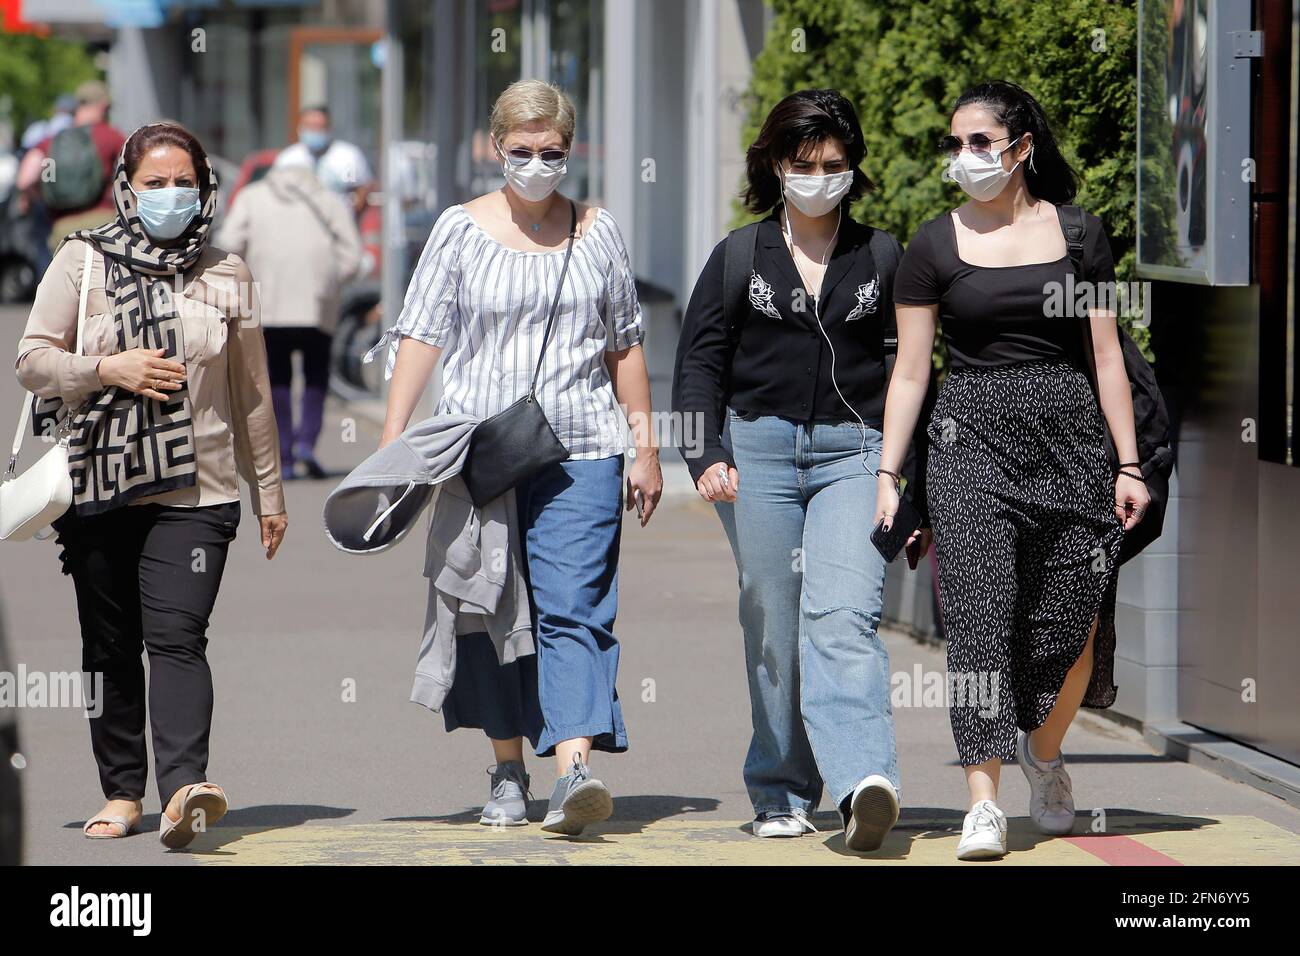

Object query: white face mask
[943,135,1026,202]
[500,150,567,203]
[781,169,853,217]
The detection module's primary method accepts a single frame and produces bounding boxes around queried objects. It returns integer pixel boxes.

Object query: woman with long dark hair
[674,89,929,851]
[16,122,287,848]
[877,81,1148,860]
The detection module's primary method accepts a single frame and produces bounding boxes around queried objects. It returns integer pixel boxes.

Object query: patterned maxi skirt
[925,359,1125,767]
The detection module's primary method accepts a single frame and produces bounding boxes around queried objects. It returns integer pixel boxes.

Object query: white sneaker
[843,775,900,852]
[752,811,818,838]
[1017,732,1076,835]
[956,800,1007,860]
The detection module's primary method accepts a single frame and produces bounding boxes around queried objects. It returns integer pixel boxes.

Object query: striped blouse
[372,203,644,460]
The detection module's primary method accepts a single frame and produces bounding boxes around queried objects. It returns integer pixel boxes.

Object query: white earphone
[782,201,872,470]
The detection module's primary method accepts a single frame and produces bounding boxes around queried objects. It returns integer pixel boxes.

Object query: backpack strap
[867,227,902,378]
[722,222,760,343]
[1056,204,1101,397]
[1058,203,1087,276]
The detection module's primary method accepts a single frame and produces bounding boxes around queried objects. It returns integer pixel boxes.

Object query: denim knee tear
[805,604,882,632]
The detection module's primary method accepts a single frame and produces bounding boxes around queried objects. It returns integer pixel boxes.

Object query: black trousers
[263,326,331,391]
[263,326,332,463]
[51,501,240,805]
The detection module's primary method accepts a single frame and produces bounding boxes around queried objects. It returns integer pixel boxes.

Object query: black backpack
[39,126,105,212]
[1057,204,1174,565]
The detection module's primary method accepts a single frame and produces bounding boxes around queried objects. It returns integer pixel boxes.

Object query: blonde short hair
[490,79,576,149]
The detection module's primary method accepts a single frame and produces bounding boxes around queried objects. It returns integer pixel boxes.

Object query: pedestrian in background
[14,122,287,849]
[375,78,661,836]
[878,81,1148,861]
[219,161,363,479]
[673,89,929,852]
[15,81,125,253]
[275,106,374,219]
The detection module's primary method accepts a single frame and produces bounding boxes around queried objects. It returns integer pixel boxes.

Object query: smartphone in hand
[871,495,921,563]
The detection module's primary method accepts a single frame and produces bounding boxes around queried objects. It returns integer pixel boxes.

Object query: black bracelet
[1118,460,1141,469]
[877,468,903,486]
[1118,469,1144,481]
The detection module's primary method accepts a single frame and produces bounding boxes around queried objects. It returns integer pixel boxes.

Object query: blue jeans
[716,412,898,818]
[442,456,628,757]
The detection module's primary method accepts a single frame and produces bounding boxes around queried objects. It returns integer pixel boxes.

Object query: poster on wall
[1137,0,1252,285]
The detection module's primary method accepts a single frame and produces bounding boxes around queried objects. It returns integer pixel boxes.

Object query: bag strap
[527,200,579,397]
[867,227,902,378]
[1056,204,1102,397]
[722,222,760,340]
[278,178,343,245]
[7,241,93,476]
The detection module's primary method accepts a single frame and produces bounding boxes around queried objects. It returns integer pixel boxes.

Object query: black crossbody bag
[460,201,576,507]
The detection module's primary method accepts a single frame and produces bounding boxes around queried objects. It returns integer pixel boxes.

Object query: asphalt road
[1,303,1297,865]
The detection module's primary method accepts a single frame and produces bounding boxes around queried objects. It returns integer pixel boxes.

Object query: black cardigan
[673,212,929,520]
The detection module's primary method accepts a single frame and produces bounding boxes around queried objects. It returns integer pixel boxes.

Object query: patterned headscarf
[34,124,218,515]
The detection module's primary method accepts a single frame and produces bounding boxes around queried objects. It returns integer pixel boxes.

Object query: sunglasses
[498,146,569,169]
[938,133,1015,159]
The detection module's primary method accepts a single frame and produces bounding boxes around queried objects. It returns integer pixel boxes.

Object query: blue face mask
[299,129,331,153]
[130,185,201,241]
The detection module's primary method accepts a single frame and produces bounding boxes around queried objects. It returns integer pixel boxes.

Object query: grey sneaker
[539,754,613,836]
[480,762,531,827]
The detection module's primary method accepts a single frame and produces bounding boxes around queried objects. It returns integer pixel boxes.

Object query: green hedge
[740,0,1144,347]
[0,33,100,142]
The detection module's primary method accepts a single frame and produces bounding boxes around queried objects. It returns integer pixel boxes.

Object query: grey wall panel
[1256,463,1300,765]
[1173,282,1266,749]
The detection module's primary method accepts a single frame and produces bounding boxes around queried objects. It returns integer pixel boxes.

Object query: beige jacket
[15,238,285,517]
[216,165,364,333]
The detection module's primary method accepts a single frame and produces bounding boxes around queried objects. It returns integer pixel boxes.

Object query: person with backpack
[15,81,125,253]
[673,89,931,852]
[878,81,1156,861]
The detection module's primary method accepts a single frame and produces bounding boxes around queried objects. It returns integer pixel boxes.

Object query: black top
[674,213,902,484]
[893,210,1116,369]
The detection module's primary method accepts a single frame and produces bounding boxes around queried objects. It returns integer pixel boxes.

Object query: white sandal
[159,783,228,849]
[82,812,139,840]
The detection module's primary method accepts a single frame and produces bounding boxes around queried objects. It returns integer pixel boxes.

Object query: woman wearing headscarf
[14,122,287,849]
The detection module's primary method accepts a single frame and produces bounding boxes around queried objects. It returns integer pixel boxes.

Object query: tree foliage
[0,32,100,144]
[739,0,1142,343]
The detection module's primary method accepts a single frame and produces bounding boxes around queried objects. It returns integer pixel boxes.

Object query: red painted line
[1062,835,1182,866]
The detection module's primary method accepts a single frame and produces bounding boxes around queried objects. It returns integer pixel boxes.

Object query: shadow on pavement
[791,807,1222,860]
[59,804,358,856]
[386,793,722,832]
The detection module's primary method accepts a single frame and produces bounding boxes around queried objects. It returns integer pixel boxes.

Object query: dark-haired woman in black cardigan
[675,89,928,853]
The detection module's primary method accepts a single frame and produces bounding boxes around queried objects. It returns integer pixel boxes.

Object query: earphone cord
[783,204,871,471]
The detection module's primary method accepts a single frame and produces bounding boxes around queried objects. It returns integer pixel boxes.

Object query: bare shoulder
[461,192,509,225]
[573,200,604,237]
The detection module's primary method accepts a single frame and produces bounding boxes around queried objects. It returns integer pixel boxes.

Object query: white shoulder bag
[0,242,94,541]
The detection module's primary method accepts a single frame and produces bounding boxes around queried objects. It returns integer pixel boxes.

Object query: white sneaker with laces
[1017,732,1076,835]
[752,811,818,838]
[956,799,1007,860]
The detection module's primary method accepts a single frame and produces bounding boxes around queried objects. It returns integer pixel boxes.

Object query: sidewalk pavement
[1,304,1297,864]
